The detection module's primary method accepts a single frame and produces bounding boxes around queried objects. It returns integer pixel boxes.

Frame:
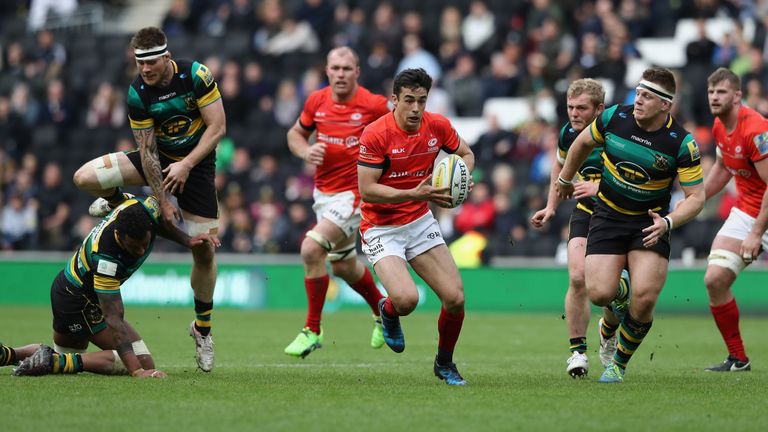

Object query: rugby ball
[432,154,470,208]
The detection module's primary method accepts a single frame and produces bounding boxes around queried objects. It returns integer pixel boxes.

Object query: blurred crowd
[2,0,768,263]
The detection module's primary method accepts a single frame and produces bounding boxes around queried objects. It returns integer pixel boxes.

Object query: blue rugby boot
[434,357,467,386]
[378,298,405,353]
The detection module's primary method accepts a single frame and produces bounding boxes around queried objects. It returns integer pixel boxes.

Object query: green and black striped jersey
[589,104,703,216]
[64,197,159,296]
[127,59,221,160]
[557,121,604,213]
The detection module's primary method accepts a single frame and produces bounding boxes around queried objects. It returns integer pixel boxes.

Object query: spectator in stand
[364,2,402,56]
[273,79,301,128]
[397,34,442,82]
[444,54,484,116]
[482,51,520,99]
[36,161,73,250]
[38,79,75,133]
[162,0,193,37]
[361,41,396,96]
[1,192,37,250]
[86,82,126,129]
[473,115,518,171]
[454,182,495,235]
[296,0,335,50]
[34,30,67,80]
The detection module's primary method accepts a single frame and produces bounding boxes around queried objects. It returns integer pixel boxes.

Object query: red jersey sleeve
[433,114,460,153]
[746,126,768,163]
[298,91,321,130]
[358,123,386,169]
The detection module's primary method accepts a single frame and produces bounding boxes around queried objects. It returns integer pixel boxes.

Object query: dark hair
[114,203,153,239]
[707,67,741,91]
[641,66,676,95]
[130,26,167,50]
[393,68,432,97]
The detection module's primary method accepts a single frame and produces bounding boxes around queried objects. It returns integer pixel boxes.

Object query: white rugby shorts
[361,211,445,265]
[716,207,768,250]
[312,188,361,237]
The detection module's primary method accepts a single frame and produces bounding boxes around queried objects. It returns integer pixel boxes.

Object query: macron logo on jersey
[630,135,653,146]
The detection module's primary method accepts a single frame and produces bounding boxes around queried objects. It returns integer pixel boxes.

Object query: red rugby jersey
[712,105,768,217]
[358,111,460,232]
[299,86,390,194]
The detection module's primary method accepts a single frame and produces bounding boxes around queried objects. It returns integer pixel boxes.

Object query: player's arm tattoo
[98,291,141,373]
[135,128,166,200]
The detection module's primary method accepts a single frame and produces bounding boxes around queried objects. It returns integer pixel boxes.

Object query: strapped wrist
[131,368,145,377]
[557,175,573,186]
[663,216,674,232]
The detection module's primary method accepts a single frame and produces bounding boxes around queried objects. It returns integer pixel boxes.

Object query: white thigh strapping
[93,153,125,189]
[185,218,220,237]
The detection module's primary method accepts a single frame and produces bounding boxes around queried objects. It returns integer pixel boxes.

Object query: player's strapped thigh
[568,206,592,241]
[306,230,356,262]
[83,151,142,189]
[708,249,746,274]
[51,272,107,336]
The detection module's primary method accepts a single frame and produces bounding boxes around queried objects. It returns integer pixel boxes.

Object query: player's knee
[631,289,658,313]
[442,289,465,312]
[72,165,93,190]
[300,236,327,264]
[586,285,614,306]
[330,259,356,280]
[192,244,215,264]
[569,273,587,292]
[704,271,729,293]
[391,294,418,315]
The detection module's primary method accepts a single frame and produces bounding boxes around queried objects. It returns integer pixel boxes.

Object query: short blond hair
[567,78,605,108]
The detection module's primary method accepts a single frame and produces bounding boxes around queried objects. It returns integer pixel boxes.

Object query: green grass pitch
[2,306,767,431]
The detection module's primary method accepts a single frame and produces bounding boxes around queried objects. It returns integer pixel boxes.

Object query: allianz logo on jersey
[630,135,653,146]
[388,169,426,178]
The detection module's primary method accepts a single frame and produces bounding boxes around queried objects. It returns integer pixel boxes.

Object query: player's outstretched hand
[189,233,221,249]
[133,368,167,379]
[641,210,666,248]
[530,208,555,228]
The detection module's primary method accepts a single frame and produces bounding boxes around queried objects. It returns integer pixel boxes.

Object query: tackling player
[4,196,219,378]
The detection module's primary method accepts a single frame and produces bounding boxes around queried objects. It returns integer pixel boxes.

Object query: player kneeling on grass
[357,68,475,386]
[1,196,219,378]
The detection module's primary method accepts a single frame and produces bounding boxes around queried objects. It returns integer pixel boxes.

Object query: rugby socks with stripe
[348,267,384,316]
[600,319,619,340]
[569,337,587,354]
[613,313,652,370]
[437,307,464,364]
[51,353,84,374]
[194,298,214,336]
[0,344,16,366]
[710,299,748,362]
[304,274,330,335]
